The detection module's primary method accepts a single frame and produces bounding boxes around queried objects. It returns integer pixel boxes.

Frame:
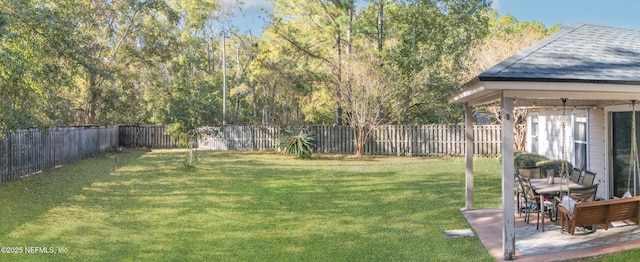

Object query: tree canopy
[0,0,561,133]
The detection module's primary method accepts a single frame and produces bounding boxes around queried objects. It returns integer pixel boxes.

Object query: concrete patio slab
[463,208,640,261]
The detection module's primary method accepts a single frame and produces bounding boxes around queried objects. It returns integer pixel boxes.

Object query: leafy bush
[510,151,573,178]
[514,151,548,168]
[278,128,317,159]
[536,160,573,177]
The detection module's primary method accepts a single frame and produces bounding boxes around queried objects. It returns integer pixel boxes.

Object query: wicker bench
[558,196,640,235]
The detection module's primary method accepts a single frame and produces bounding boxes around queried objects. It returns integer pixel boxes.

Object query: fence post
[7,132,12,181]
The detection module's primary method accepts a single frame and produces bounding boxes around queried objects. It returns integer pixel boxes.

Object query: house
[447,23,640,260]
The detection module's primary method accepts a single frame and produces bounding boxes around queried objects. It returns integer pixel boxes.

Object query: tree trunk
[492,107,527,151]
[86,75,99,125]
[344,7,354,126]
[189,140,194,167]
[355,125,368,156]
[514,109,528,151]
[335,30,343,125]
[402,98,411,125]
[403,1,419,125]
[377,0,384,51]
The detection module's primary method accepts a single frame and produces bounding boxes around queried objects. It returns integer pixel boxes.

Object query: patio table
[529,178,585,231]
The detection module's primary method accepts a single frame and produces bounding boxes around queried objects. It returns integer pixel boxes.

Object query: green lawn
[0,149,503,261]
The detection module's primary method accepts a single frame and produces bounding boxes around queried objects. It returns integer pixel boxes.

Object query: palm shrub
[278,127,317,159]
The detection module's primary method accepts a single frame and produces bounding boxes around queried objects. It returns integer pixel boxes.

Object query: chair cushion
[561,195,576,215]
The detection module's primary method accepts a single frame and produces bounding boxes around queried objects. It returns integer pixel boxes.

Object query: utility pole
[222,31,227,125]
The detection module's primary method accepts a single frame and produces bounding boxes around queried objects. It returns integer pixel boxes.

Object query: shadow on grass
[0,149,146,236]
[1,150,499,261]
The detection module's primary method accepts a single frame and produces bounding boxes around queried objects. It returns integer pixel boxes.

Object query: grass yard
[0,149,505,261]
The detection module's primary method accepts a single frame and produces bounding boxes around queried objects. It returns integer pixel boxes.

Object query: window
[530,114,539,154]
[573,113,587,170]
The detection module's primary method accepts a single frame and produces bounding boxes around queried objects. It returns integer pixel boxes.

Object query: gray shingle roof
[479,24,640,84]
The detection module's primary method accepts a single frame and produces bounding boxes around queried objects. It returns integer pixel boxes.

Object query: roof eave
[449,78,640,107]
[478,76,640,86]
[447,77,489,104]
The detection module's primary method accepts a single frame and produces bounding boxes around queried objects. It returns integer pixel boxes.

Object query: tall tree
[341,49,397,156]
[269,0,357,125]
[380,0,492,124]
[154,0,225,165]
[0,0,90,129]
[70,0,184,125]
[249,28,323,125]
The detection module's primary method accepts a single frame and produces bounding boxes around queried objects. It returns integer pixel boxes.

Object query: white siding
[528,113,540,154]
[530,109,573,162]
[527,114,533,152]
[526,108,607,199]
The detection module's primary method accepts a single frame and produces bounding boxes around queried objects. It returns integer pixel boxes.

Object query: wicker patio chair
[570,168,582,183]
[581,171,596,186]
[568,184,598,203]
[518,166,541,179]
[519,176,553,230]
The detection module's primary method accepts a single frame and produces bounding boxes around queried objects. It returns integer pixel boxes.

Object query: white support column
[465,103,474,210]
[501,96,516,260]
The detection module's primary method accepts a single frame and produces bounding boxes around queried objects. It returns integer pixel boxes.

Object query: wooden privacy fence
[1,124,500,184]
[198,125,502,157]
[119,125,179,148]
[0,126,119,183]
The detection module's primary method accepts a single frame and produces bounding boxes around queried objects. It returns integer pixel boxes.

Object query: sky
[226,0,640,37]
[223,0,273,36]
[492,0,640,30]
